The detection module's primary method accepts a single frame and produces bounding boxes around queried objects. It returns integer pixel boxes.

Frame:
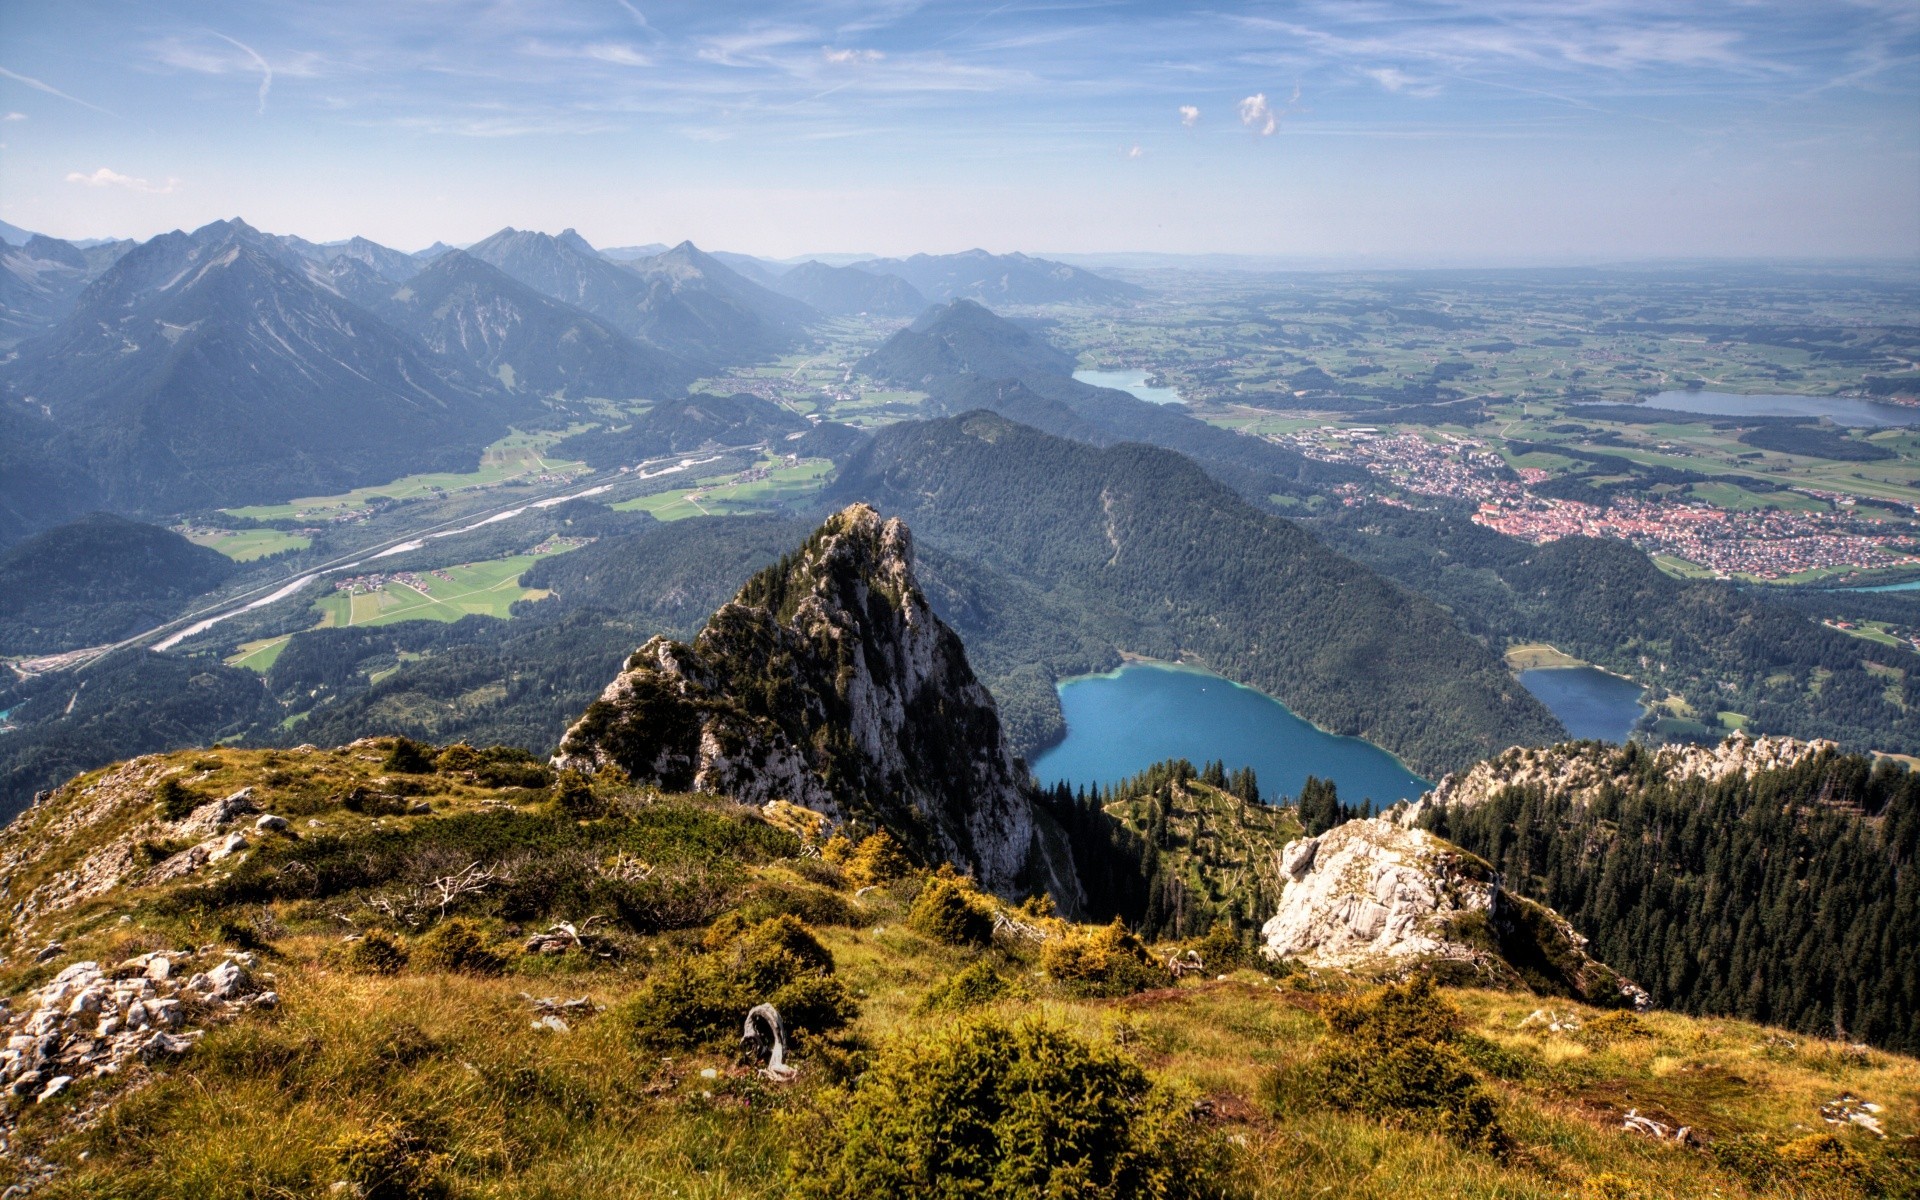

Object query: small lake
[1073,369,1183,406]
[1518,666,1647,743]
[1844,579,1920,593]
[1029,662,1428,806]
[1628,390,1919,429]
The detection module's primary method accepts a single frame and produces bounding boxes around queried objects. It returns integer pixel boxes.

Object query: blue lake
[1845,579,1920,593]
[1627,390,1919,429]
[1073,369,1183,406]
[1518,666,1647,743]
[1028,662,1429,805]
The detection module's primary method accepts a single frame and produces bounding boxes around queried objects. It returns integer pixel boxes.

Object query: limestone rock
[1261,818,1645,1007]
[554,503,1077,903]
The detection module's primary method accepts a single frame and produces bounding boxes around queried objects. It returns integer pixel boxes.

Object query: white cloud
[823,47,885,65]
[0,66,112,115]
[65,167,178,194]
[582,42,652,67]
[1179,104,1199,126]
[1239,93,1277,135]
[2,112,23,121]
[1362,66,1440,97]
[1127,143,1143,158]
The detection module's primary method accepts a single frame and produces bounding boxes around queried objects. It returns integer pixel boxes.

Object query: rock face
[555,504,1076,901]
[1405,732,1837,824]
[1261,818,1646,1008]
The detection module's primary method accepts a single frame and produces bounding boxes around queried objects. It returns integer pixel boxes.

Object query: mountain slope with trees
[0,513,236,655]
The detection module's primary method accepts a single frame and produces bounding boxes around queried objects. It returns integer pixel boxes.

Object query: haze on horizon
[0,0,1915,264]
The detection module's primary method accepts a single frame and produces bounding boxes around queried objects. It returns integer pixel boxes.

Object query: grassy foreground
[0,743,1913,1199]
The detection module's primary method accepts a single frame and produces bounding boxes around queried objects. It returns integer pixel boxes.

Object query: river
[1028,662,1428,806]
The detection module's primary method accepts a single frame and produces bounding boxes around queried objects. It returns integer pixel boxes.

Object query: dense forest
[1309,500,1920,754]
[832,411,1565,775]
[1425,747,1920,1053]
[0,513,235,655]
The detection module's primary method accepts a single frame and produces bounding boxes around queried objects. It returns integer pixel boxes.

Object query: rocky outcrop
[1403,732,1838,824]
[1261,818,1645,1008]
[555,504,1076,902]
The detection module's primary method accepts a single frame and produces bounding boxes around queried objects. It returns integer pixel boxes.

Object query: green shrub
[907,876,993,947]
[412,919,505,975]
[433,743,483,773]
[620,914,853,1052]
[155,777,200,822]
[738,879,863,927]
[919,959,1022,1013]
[1041,920,1169,998]
[1578,1011,1653,1049]
[1268,976,1507,1156]
[327,1115,446,1200]
[551,770,604,819]
[844,831,911,888]
[383,738,435,775]
[340,931,409,975]
[341,786,407,817]
[789,1017,1231,1199]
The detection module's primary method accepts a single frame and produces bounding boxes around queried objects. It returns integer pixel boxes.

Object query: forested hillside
[0,513,235,655]
[1427,746,1920,1053]
[1311,501,1920,754]
[832,411,1564,775]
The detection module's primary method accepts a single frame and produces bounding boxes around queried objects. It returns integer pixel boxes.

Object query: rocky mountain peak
[554,504,1078,902]
[1263,817,1646,1008]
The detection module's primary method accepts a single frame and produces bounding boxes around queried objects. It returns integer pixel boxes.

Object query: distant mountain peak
[556,228,598,256]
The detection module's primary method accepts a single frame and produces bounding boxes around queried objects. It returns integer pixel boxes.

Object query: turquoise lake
[1072,369,1183,406]
[1621,390,1919,428]
[1028,662,1428,805]
[1517,666,1647,743]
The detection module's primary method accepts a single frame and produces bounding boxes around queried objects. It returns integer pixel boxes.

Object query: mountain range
[851,249,1145,305]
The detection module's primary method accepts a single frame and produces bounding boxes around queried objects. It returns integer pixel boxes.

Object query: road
[10,443,766,680]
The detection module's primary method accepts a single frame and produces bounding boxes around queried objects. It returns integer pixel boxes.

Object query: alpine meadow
[0,3,1916,1198]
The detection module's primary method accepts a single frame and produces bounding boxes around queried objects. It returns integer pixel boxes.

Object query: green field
[612,457,833,521]
[185,528,312,561]
[310,552,570,629]
[225,635,293,672]
[223,427,592,521]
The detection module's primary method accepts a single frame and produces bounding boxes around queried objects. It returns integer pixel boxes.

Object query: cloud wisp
[65,167,178,194]
[0,65,114,115]
[1180,104,1199,126]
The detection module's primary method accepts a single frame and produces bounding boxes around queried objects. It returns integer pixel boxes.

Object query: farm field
[223,427,592,521]
[182,528,312,561]
[310,551,570,629]
[224,635,292,672]
[612,456,833,521]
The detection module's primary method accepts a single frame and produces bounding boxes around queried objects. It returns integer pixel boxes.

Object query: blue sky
[1,1,1915,261]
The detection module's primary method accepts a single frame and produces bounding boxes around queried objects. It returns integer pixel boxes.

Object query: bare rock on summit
[554,503,1080,903]
[1262,817,1646,1008]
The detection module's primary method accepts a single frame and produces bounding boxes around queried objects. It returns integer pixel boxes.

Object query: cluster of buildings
[1285,427,1918,581]
[333,571,439,596]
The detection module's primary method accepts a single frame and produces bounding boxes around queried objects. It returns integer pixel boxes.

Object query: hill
[0,514,236,656]
[768,260,925,317]
[830,411,1565,776]
[369,250,689,401]
[0,739,1910,1196]
[0,219,510,514]
[1308,502,1920,755]
[1424,736,1920,1054]
[0,236,130,347]
[861,300,1362,498]
[851,248,1144,305]
[552,392,810,469]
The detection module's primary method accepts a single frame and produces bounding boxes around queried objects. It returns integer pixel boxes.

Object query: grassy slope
[1,745,1913,1199]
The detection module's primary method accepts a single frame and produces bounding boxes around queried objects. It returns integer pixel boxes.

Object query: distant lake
[1518,666,1647,743]
[1845,579,1920,593]
[1073,369,1183,406]
[1630,390,1919,429]
[1029,662,1428,806]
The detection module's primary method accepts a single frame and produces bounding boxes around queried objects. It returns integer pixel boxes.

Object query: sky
[0,1,1915,262]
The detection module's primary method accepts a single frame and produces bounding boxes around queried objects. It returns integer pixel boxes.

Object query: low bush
[339,931,409,975]
[155,778,200,822]
[738,878,863,927]
[919,959,1021,1013]
[843,831,911,888]
[789,1016,1232,1199]
[551,770,604,819]
[1265,975,1507,1156]
[383,738,435,775]
[327,1115,447,1200]
[907,876,993,947]
[412,919,505,975]
[620,914,854,1052]
[1041,920,1168,997]
[1578,1011,1653,1049]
